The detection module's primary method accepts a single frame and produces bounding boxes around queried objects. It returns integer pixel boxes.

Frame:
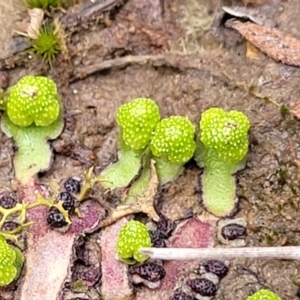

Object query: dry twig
[140,246,300,261]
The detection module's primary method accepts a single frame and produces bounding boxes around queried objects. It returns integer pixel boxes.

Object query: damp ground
[0,0,300,299]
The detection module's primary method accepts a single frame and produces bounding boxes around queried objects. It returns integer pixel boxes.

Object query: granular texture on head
[200,107,250,162]
[150,116,196,164]
[246,289,282,300]
[116,220,152,264]
[0,235,17,286]
[117,98,160,149]
[7,75,60,127]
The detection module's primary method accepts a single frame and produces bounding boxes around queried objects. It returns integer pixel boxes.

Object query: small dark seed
[64,177,81,194]
[170,289,194,300]
[130,263,166,282]
[155,214,175,238]
[150,230,167,248]
[0,195,17,209]
[221,223,247,240]
[2,221,19,232]
[47,207,68,228]
[75,268,100,283]
[187,278,217,297]
[202,260,228,279]
[57,191,75,212]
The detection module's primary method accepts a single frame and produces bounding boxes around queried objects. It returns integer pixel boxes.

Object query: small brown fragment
[98,160,159,228]
[0,71,9,89]
[246,41,260,60]
[288,99,300,119]
[226,20,300,67]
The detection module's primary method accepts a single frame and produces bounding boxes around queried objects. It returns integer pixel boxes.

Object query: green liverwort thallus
[1,75,64,184]
[195,107,250,217]
[99,98,161,190]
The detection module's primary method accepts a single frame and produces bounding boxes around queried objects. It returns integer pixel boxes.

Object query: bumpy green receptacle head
[150,116,196,164]
[246,289,282,300]
[0,235,18,286]
[6,75,60,127]
[116,220,151,264]
[116,98,160,150]
[200,108,250,162]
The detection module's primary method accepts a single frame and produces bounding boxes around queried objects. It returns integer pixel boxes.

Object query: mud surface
[1,0,300,299]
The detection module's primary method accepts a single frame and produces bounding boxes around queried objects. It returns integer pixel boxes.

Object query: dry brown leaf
[226,19,300,67]
[27,8,44,39]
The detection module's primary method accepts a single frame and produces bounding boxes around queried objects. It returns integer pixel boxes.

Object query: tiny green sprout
[0,235,24,286]
[30,22,62,65]
[194,107,250,217]
[279,104,290,117]
[26,0,63,10]
[246,289,281,300]
[1,75,64,184]
[116,220,151,264]
[99,98,161,190]
[150,116,196,184]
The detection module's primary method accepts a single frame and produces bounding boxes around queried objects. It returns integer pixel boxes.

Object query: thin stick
[139,246,300,261]
[71,54,214,81]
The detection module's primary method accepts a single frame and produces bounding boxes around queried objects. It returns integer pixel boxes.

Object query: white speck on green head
[116,220,151,264]
[150,116,196,164]
[200,108,250,162]
[116,98,160,150]
[246,289,282,300]
[6,75,60,127]
[0,235,17,286]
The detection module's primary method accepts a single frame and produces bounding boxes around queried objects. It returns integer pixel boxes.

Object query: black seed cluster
[47,207,68,228]
[202,260,228,279]
[0,194,17,209]
[57,191,75,212]
[221,223,247,240]
[64,177,81,194]
[150,230,167,247]
[156,214,175,237]
[170,289,194,300]
[187,278,217,297]
[150,214,175,247]
[47,177,82,229]
[130,263,166,282]
[75,268,99,283]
